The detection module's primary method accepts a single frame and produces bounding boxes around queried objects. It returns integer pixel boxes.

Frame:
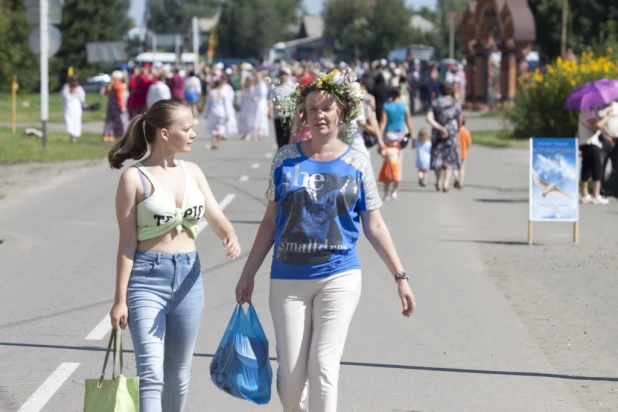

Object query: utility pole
[561,0,568,57]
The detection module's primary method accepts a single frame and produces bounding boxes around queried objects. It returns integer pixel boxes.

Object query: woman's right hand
[110,302,128,330]
[235,274,255,304]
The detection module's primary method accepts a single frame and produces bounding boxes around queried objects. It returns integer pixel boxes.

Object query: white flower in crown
[332,71,344,84]
[350,82,364,99]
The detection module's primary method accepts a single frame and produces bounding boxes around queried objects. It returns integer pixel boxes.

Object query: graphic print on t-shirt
[278,169,360,265]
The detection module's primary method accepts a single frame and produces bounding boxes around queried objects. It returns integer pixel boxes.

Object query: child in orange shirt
[378,137,403,200]
[455,117,472,189]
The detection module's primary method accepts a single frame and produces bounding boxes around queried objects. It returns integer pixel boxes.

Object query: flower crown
[274,68,364,141]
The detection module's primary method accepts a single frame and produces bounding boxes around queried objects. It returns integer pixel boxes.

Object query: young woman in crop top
[107,99,241,412]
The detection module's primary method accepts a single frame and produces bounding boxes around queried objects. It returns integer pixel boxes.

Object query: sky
[129,0,438,28]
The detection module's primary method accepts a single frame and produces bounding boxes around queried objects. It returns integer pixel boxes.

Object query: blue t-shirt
[383,101,407,132]
[265,143,382,280]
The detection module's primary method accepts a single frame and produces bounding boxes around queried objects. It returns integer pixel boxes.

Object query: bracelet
[394,272,409,282]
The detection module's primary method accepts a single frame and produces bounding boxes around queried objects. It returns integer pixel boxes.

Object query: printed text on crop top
[135,160,205,241]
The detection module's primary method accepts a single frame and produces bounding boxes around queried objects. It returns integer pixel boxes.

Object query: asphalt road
[1,130,617,412]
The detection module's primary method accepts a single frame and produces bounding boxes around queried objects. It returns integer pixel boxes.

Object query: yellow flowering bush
[508,50,618,138]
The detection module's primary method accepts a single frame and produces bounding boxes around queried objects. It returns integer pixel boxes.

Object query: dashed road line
[251,163,260,169]
[17,363,80,412]
[85,314,111,340]
[239,175,249,182]
[265,152,273,159]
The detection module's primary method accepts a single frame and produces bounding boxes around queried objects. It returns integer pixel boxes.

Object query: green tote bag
[84,328,139,412]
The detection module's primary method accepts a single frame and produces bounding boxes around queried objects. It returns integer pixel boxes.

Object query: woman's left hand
[440,127,448,138]
[397,280,416,317]
[223,235,241,259]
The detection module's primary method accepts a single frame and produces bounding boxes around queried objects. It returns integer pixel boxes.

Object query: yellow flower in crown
[316,81,323,88]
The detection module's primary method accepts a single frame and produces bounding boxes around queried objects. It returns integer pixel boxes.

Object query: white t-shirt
[577,109,601,147]
[598,101,618,138]
[146,81,171,109]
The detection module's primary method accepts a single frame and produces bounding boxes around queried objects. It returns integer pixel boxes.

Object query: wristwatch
[394,272,409,282]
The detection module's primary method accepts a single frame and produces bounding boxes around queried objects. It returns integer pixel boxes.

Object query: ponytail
[107,99,190,169]
[108,115,150,169]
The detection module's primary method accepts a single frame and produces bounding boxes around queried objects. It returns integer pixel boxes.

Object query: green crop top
[134,160,205,241]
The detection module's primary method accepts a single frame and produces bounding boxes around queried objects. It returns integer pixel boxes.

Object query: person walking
[184,69,202,123]
[107,99,241,412]
[578,105,612,204]
[425,82,462,192]
[169,68,186,102]
[146,73,172,110]
[455,117,472,189]
[103,70,129,143]
[203,78,228,150]
[239,75,256,140]
[269,68,294,148]
[379,86,415,192]
[235,68,416,412]
[378,138,402,200]
[413,128,432,187]
[249,71,270,141]
[221,76,238,139]
[60,76,85,143]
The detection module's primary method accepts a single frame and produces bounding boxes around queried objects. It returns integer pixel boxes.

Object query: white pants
[269,270,362,412]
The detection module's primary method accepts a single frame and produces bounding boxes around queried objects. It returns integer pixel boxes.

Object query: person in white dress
[204,78,228,149]
[60,76,86,143]
[222,76,238,139]
[249,71,270,140]
[238,75,256,140]
[184,69,202,123]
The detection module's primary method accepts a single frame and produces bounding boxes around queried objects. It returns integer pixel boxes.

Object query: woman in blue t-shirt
[235,69,416,412]
[379,86,415,199]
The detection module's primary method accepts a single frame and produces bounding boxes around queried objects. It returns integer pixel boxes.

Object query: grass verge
[472,130,528,149]
[0,93,107,124]
[0,126,110,164]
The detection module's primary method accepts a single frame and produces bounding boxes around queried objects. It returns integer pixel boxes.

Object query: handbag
[210,304,272,405]
[400,133,411,149]
[84,329,139,412]
[363,130,378,148]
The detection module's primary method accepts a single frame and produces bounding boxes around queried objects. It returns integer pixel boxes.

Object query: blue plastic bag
[210,304,273,404]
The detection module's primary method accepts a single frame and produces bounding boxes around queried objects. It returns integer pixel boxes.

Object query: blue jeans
[127,250,204,412]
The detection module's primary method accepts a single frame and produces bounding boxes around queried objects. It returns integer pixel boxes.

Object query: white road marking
[17,363,80,412]
[85,314,111,340]
[85,194,237,341]
[251,163,260,169]
[239,175,249,182]
[265,152,273,159]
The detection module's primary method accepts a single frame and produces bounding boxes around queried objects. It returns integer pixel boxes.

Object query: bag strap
[97,329,124,387]
[112,328,124,379]
[98,330,116,387]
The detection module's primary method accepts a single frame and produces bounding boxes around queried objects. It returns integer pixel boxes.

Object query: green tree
[148,0,217,34]
[0,0,39,92]
[529,0,618,60]
[54,0,132,77]
[215,0,300,59]
[325,0,431,60]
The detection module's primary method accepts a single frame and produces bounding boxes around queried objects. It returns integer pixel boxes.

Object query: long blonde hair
[108,99,189,169]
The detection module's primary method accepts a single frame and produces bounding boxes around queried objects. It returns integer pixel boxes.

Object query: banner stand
[528,137,580,246]
[528,221,578,245]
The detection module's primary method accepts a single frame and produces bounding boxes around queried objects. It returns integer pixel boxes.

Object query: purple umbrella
[564,78,618,110]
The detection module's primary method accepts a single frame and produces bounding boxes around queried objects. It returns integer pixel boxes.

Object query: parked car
[82,73,110,93]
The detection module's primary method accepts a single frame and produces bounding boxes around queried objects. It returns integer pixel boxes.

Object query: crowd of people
[57,58,473,196]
